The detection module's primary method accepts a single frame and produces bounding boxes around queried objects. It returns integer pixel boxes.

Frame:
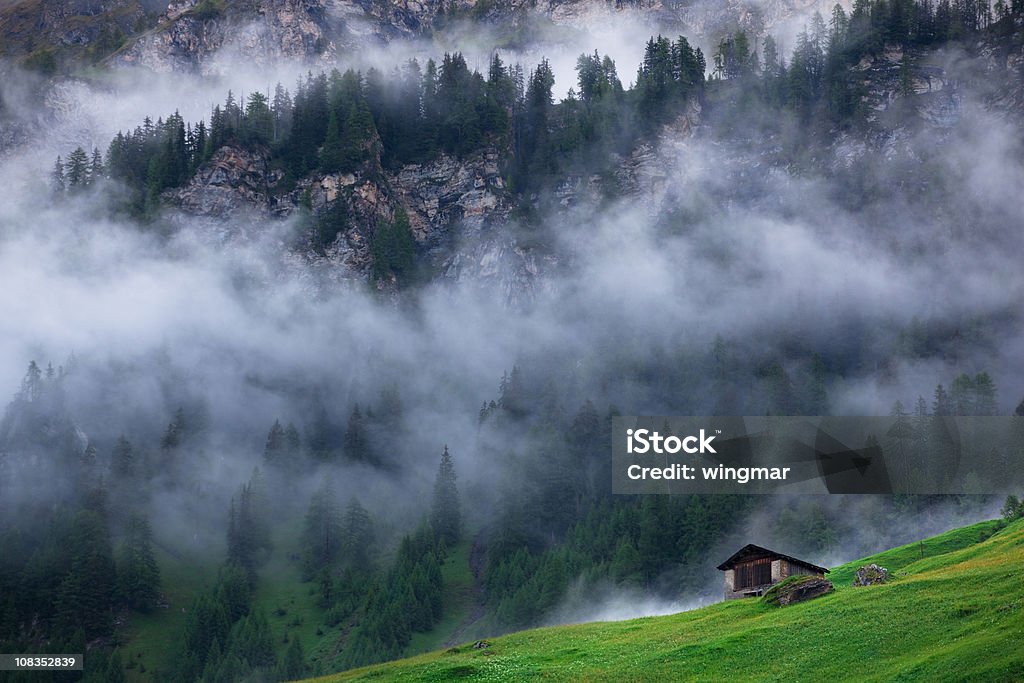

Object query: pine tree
[263,420,286,466]
[54,510,116,638]
[65,147,90,189]
[915,395,929,417]
[192,119,208,167]
[271,83,292,143]
[377,384,404,426]
[301,483,343,578]
[105,651,127,683]
[184,593,230,668]
[343,404,369,463]
[933,383,952,416]
[319,109,344,172]
[161,407,186,450]
[1001,495,1022,520]
[316,196,349,253]
[89,148,104,185]
[340,99,377,171]
[370,208,416,284]
[430,445,461,546]
[285,422,302,450]
[215,565,252,623]
[950,373,976,415]
[117,513,161,611]
[278,637,305,680]
[519,59,556,186]
[81,441,98,470]
[343,498,375,572]
[498,365,527,417]
[111,434,135,479]
[973,372,998,415]
[225,609,275,669]
[52,156,66,192]
[226,481,270,580]
[243,91,273,145]
[306,405,335,461]
[21,360,42,401]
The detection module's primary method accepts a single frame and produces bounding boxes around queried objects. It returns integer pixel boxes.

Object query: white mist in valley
[1,8,1022,638]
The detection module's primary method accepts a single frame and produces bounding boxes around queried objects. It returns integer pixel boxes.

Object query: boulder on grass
[853,563,889,586]
[761,575,834,607]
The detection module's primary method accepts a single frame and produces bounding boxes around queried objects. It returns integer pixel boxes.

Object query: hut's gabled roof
[716,544,829,574]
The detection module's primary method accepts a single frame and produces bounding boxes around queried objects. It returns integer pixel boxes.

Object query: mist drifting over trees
[1,0,1023,678]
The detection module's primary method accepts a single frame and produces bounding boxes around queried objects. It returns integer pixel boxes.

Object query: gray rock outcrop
[174,145,284,217]
[853,564,889,587]
[761,575,835,606]
[115,0,339,73]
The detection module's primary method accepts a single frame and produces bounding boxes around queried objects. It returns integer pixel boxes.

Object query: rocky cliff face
[827,42,1024,170]
[0,0,149,64]
[167,90,708,302]
[116,0,340,72]
[170,142,537,298]
[110,0,841,74]
[174,144,284,215]
[159,33,1019,301]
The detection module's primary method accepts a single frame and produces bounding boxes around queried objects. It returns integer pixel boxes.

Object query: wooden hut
[717,544,829,600]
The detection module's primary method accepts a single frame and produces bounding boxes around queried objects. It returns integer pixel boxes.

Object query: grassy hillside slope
[116,526,483,679]
[311,518,1024,682]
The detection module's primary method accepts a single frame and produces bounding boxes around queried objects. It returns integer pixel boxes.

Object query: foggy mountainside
[1,0,1024,679]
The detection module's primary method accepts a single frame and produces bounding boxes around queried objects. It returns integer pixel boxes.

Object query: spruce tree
[343,404,369,463]
[52,156,66,192]
[279,637,305,680]
[226,482,270,580]
[370,208,416,284]
[307,404,336,461]
[263,420,286,466]
[161,407,186,451]
[319,110,344,172]
[301,483,342,578]
[430,445,461,546]
[117,513,161,611]
[89,148,104,185]
[111,434,135,479]
[973,372,998,415]
[933,384,952,416]
[105,651,127,683]
[54,510,116,638]
[225,609,275,669]
[343,498,375,572]
[950,373,976,415]
[340,99,376,171]
[65,147,90,189]
[285,422,302,452]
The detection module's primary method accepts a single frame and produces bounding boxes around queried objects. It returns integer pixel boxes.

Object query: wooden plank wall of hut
[735,557,772,588]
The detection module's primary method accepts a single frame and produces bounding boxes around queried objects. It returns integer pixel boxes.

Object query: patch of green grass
[308,518,1024,682]
[112,515,493,680]
[253,541,329,665]
[119,544,218,682]
[117,516,332,680]
[405,541,476,656]
[826,519,1003,587]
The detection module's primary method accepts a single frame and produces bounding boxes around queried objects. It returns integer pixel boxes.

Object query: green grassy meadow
[308,518,1024,682]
